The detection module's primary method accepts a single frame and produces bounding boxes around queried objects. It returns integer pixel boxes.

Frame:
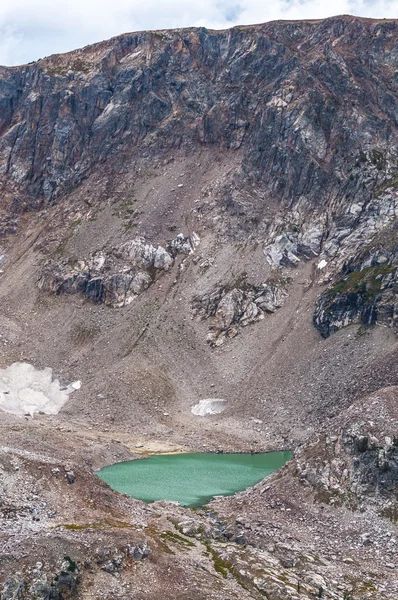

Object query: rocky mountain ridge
[1,15,398,337]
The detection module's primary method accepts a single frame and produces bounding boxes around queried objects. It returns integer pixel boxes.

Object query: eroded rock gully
[0,14,397,600]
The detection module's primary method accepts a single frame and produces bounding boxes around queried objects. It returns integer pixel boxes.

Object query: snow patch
[0,362,81,417]
[191,398,227,417]
[317,259,327,270]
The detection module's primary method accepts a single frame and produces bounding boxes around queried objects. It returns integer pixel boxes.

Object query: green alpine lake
[97,451,292,508]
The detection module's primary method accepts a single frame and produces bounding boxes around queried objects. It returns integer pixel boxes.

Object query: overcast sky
[1,0,397,66]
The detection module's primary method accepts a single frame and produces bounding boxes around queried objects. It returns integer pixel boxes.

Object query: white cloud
[0,0,397,66]
[0,25,24,66]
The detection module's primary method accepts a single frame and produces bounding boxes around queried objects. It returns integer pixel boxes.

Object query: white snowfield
[0,362,81,417]
[191,398,227,416]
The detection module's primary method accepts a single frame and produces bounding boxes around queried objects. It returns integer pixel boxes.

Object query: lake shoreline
[97,451,293,508]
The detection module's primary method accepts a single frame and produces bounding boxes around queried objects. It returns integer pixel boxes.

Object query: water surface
[97,451,292,507]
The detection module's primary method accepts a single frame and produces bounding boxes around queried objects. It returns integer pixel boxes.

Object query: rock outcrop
[313,224,398,337]
[192,280,287,345]
[294,387,398,515]
[38,232,199,307]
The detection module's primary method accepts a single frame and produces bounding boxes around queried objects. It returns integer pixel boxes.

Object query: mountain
[0,15,397,599]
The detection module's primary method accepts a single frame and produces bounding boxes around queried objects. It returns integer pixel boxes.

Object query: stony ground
[1,387,397,598]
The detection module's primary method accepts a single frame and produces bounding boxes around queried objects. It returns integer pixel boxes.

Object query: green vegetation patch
[380,503,398,523]
[160,530,196,549]
[55,217,82,257]
[63,556,77,573]
[330,263,394,303]
[375,175,398,196]
[202,543,234,579]
[44,58,91,77]
[370,149,386,171]
[55,519,133,531]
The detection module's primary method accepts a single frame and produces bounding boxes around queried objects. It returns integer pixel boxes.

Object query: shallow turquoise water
[97,451,292,507]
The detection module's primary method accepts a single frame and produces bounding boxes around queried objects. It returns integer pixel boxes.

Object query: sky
[0,0,397,66]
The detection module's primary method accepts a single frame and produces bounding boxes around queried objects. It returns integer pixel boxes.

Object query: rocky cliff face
[314,220,398,336]
[1,16,398,335]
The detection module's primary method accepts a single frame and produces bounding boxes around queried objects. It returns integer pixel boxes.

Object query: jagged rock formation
[314,222,398,337]
[294,387,398,513]
[192,280,287,345]
[38,232,199,307]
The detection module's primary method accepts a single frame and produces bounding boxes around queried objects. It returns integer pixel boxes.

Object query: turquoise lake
[97,451,292,507]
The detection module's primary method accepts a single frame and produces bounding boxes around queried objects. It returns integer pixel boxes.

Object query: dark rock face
[0,17,397,215]
[2,562,79,600]
[313,230,398,337]
[128,540,152,560]
[294,387,398,514]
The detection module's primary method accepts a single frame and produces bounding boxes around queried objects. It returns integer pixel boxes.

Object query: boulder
[214,289,244,330]
[121,237,173,271]
[254,284,287,313]
[120,237,157,268]
[264,234,300,269]
[128,541,152,560]
[168,232,200,256]
[153,246,173,270]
